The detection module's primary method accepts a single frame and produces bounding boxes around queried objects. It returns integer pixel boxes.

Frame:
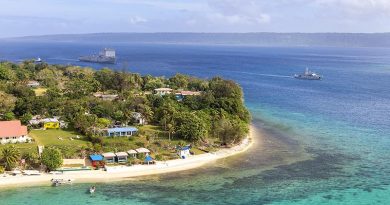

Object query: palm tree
[2,146,20,171]
[167,123,174,141]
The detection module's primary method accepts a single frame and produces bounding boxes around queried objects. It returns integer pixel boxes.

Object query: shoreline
[0,126,256,188]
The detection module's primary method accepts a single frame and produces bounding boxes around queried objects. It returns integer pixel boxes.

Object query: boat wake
[47,57,79,62]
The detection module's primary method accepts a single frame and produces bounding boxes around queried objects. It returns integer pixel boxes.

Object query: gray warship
[79,48,116,64]
[294,68,322,80]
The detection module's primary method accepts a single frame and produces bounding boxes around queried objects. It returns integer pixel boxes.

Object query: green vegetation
[0,61,250,168]
[41,148,63,171]
[1,146,20,171]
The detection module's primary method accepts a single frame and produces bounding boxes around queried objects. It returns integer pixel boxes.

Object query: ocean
[0,41,390,205]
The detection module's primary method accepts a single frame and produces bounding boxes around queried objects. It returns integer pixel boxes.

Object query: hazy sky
[1,0,390,37]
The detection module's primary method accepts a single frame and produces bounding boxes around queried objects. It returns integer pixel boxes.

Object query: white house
[132,112,146,125]
[27,80,40,87]
[154,88,173,95]
[0,120,31,144]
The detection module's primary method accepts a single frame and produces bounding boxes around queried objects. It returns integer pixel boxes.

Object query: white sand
[0,126,256,188]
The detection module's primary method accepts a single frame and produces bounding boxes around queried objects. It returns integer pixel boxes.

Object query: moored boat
[294,68,322,80]
[51,178,74,186]
[35,57,42,63]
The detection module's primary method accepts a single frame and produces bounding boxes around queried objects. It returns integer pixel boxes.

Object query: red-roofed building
[0,120,30,144]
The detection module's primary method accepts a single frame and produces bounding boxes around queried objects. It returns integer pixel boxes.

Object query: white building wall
[0,135,31,144]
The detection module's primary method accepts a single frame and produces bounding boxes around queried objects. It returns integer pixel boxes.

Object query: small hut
[136,147,151,157]
[102,152,116,163]
[89,154,104,167]
[178,146,191,159]
[115,152,128,163]
[127,149,137,158]
[144,155,154,165]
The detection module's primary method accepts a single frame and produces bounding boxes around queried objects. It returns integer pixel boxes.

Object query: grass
[0,126,207,160]
[29,129,88,147]
[33,87,47,96]
[101,125,206,160]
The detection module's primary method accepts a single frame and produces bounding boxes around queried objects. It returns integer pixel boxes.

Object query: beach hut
[144,155,154,165]
[178,146,191,159]
[135,147,151,156]
[89,154,103,167]
[115,152,128,163]
[127,149,137,158]
[102,152,116,163]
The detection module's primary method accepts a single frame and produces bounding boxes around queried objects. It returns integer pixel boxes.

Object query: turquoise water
[0,43,389,204]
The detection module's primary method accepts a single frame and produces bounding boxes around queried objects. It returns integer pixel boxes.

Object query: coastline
[0,125,256,188]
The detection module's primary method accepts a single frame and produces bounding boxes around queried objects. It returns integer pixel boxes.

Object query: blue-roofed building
[144,155,154,165]
[177,145,191,159]
[104,127,138,137]
[89,154,104,167]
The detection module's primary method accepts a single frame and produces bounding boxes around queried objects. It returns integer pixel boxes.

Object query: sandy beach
[0,126,256,188]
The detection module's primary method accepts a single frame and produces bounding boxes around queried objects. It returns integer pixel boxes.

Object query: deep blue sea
[0,41,390,204]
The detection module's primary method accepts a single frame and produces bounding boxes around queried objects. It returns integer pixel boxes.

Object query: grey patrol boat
[79,48,116,64]
[294,68,322,80]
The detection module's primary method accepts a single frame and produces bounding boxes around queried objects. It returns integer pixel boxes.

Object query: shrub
[41,148,63,171]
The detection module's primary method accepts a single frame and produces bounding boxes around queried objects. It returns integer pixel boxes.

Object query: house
[131,112,146,125]
[104,127,138,137]
[89,154,104,167]
[154,88,173,95]
[0,120,31,144]
[29,117,66,129]
[135,147,151,156]
[27,80,40,87]
[93,92,118,101]
[127,149,137,158]
[175,90,202,101]
[177,146,191,159]
[42,118,60,129]
[102,152,116,163]
[115,152,128,163]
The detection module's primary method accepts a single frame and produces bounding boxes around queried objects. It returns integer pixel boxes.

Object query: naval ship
[294,68,322,80]
[79,48,116,64]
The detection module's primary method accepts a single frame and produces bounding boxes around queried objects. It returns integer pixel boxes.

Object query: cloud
[128,16,148,24]
[207,0,271,24]
[313,0,390,15]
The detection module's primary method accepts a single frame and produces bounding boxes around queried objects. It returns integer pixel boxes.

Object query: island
[0,60,252,187]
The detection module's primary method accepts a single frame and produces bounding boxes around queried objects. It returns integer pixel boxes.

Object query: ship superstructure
[79,48,116,64]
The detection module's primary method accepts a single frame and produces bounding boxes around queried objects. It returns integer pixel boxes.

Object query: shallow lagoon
[0,43,390,204]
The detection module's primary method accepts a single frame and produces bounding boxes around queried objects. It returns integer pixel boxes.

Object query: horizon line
[3,31,390,40]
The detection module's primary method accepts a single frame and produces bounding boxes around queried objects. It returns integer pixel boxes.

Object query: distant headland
[2,32,390,48]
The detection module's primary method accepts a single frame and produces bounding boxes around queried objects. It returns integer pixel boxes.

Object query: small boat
[89,186,96,194]
[35,57,42,63]
[23,170,41,176]
[294,68,322,80]
[51,178,74,186]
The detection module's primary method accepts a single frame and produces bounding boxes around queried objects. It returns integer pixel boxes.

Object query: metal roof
[102,152,116,158]
[127,149,137,154]
[145,155,153,162]
[107,127,138,133]
[115,152,128,157]
[136,148,150,153]
[89,155,103,161]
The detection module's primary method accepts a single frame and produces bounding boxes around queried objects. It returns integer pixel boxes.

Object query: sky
[1,0,390,37]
